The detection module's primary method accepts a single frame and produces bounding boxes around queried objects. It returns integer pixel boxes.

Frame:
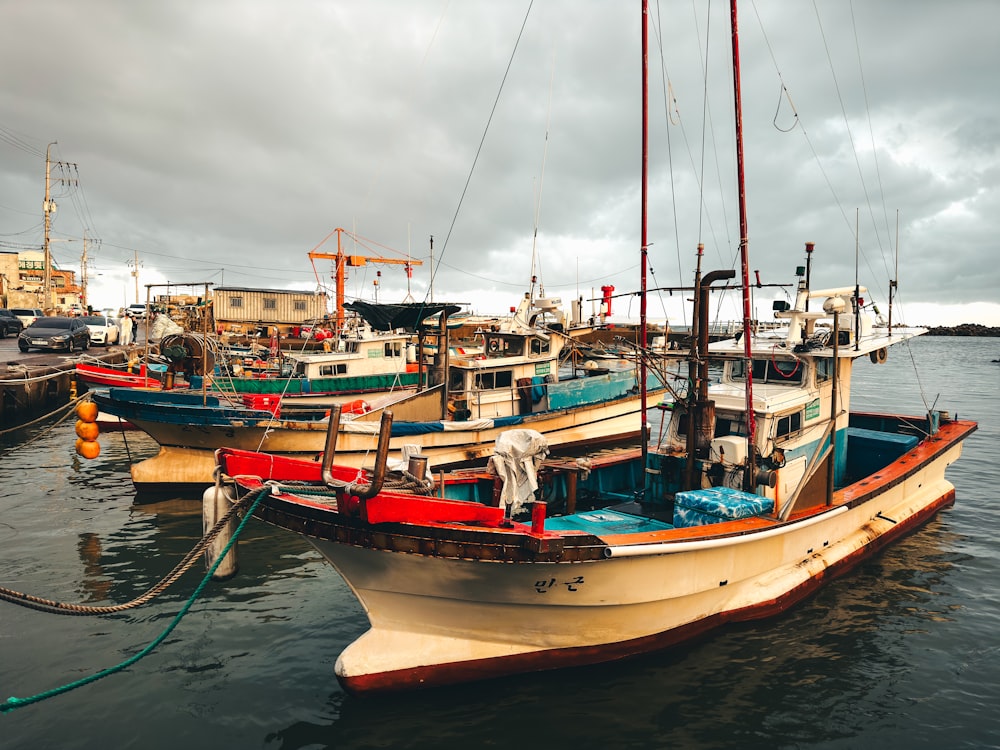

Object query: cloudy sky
[2,0,998,327]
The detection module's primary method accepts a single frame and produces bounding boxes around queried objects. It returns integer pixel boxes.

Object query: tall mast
[640,0,650,466]
[729,0,757,486]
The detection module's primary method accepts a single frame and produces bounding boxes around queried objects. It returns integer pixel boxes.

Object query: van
[11,308,45,328]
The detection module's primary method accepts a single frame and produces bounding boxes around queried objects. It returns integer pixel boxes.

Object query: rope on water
[0,485,270,714]
[0,489,251,615]
[0,394,86,441]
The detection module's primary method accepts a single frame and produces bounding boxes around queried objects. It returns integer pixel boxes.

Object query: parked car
[80,315,120,346]
[18,316,92,353]
[11,307,45,328]
[0,309,25,338]
[127,303,149,319]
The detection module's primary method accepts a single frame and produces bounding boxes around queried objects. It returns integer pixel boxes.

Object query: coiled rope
[0,485,270,713]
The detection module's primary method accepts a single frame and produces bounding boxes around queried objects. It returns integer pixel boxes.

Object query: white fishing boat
[210,0,977,694]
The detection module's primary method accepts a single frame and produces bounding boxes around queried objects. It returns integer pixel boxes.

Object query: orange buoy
[76,400,99,423]
[76,438,101,459]
[75,419,100,441]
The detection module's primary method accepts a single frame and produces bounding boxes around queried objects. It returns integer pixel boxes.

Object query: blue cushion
[673,486,774,527]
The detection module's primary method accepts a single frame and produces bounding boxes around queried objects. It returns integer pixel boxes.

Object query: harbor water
[1,336,998,749]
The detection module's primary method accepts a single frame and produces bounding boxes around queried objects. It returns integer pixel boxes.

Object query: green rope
[1,485,270,714]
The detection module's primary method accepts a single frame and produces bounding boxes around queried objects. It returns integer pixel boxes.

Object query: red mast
[729,0,757,483]
[640,0,650,465]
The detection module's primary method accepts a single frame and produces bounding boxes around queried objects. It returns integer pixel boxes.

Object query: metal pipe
[352,410,394,499]
[321,404,343,487]
[604,505,848,558]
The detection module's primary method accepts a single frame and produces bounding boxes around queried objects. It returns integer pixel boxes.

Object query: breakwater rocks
[925,324,1000,337]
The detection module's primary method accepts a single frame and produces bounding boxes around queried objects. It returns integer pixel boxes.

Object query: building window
[231,297,243,308]
[263,298,276,309]
[294,301,306,311]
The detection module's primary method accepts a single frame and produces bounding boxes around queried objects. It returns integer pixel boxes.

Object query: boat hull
[124,395,645,495]
[244,418,972,694]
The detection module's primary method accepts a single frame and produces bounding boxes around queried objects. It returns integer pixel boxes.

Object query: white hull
[308,438,964,692]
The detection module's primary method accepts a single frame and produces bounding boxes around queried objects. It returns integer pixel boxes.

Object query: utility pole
[43,143,55,312]
[80,231,89,310]
[128,250,142,303]
[42,143,78,312]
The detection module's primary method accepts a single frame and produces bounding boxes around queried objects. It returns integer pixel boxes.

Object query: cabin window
[529,337,550,356]
[319,364,347,376]
[344,342,358,354]
[231,297,243,308]
[673,411,749,439]
[714,415,746,438]
[473,371,512,390]
[816,358,833,383]
[775,410,803,438]
[384,342,403,358]
[486,336,523,357]
[732,357,804,385]
[449,370,466,391]
[264,298,276,310]
[715,414,747,437]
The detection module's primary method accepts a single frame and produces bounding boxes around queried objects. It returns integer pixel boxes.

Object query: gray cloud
[2,0,997,325]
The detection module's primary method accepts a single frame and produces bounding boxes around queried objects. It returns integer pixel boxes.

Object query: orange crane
[307,227,422,331]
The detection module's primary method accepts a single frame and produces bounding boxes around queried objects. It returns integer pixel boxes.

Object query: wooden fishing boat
[93,297,663,495]
[75,361,172,390]
[207,0,977,695]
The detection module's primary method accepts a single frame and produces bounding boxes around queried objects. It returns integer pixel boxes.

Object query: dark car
[18,316,92,353]
[0,309,25,338]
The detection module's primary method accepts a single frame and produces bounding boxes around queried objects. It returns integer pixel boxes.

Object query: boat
[76,361,174,390]
[206,0,977,695]
[92,297,663,495]
[190,317,422,405]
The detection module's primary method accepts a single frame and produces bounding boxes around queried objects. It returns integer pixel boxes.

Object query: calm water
[1,337,998,749]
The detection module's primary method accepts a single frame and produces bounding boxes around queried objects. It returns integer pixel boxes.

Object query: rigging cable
[424,0,535,303]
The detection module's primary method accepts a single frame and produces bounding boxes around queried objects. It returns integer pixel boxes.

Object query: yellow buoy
[76,438,101,459]
[76,400,99,423]
[75,419,100,441]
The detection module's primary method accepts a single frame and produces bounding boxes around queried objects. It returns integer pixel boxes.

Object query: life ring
[344,399,371,415]
[488,339,500,354]
[869,347,888,365]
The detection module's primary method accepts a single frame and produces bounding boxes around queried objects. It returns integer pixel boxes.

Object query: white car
[127,303,149,319]
[80,315,121,346]
[11,307,44,328]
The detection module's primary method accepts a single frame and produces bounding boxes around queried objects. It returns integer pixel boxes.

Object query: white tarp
[487,429,550,515]
[150,313,183,343]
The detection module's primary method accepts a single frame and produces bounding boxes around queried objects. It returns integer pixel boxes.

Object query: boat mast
[729,0,757,488]
[640,0,650,466]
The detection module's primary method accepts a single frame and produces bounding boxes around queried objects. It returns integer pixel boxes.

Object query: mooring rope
[0,490,252,615]
[0,394,85,441]
[0,485,270,714]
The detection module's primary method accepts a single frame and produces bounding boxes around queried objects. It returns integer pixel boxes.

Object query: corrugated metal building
[213,287,328,332]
